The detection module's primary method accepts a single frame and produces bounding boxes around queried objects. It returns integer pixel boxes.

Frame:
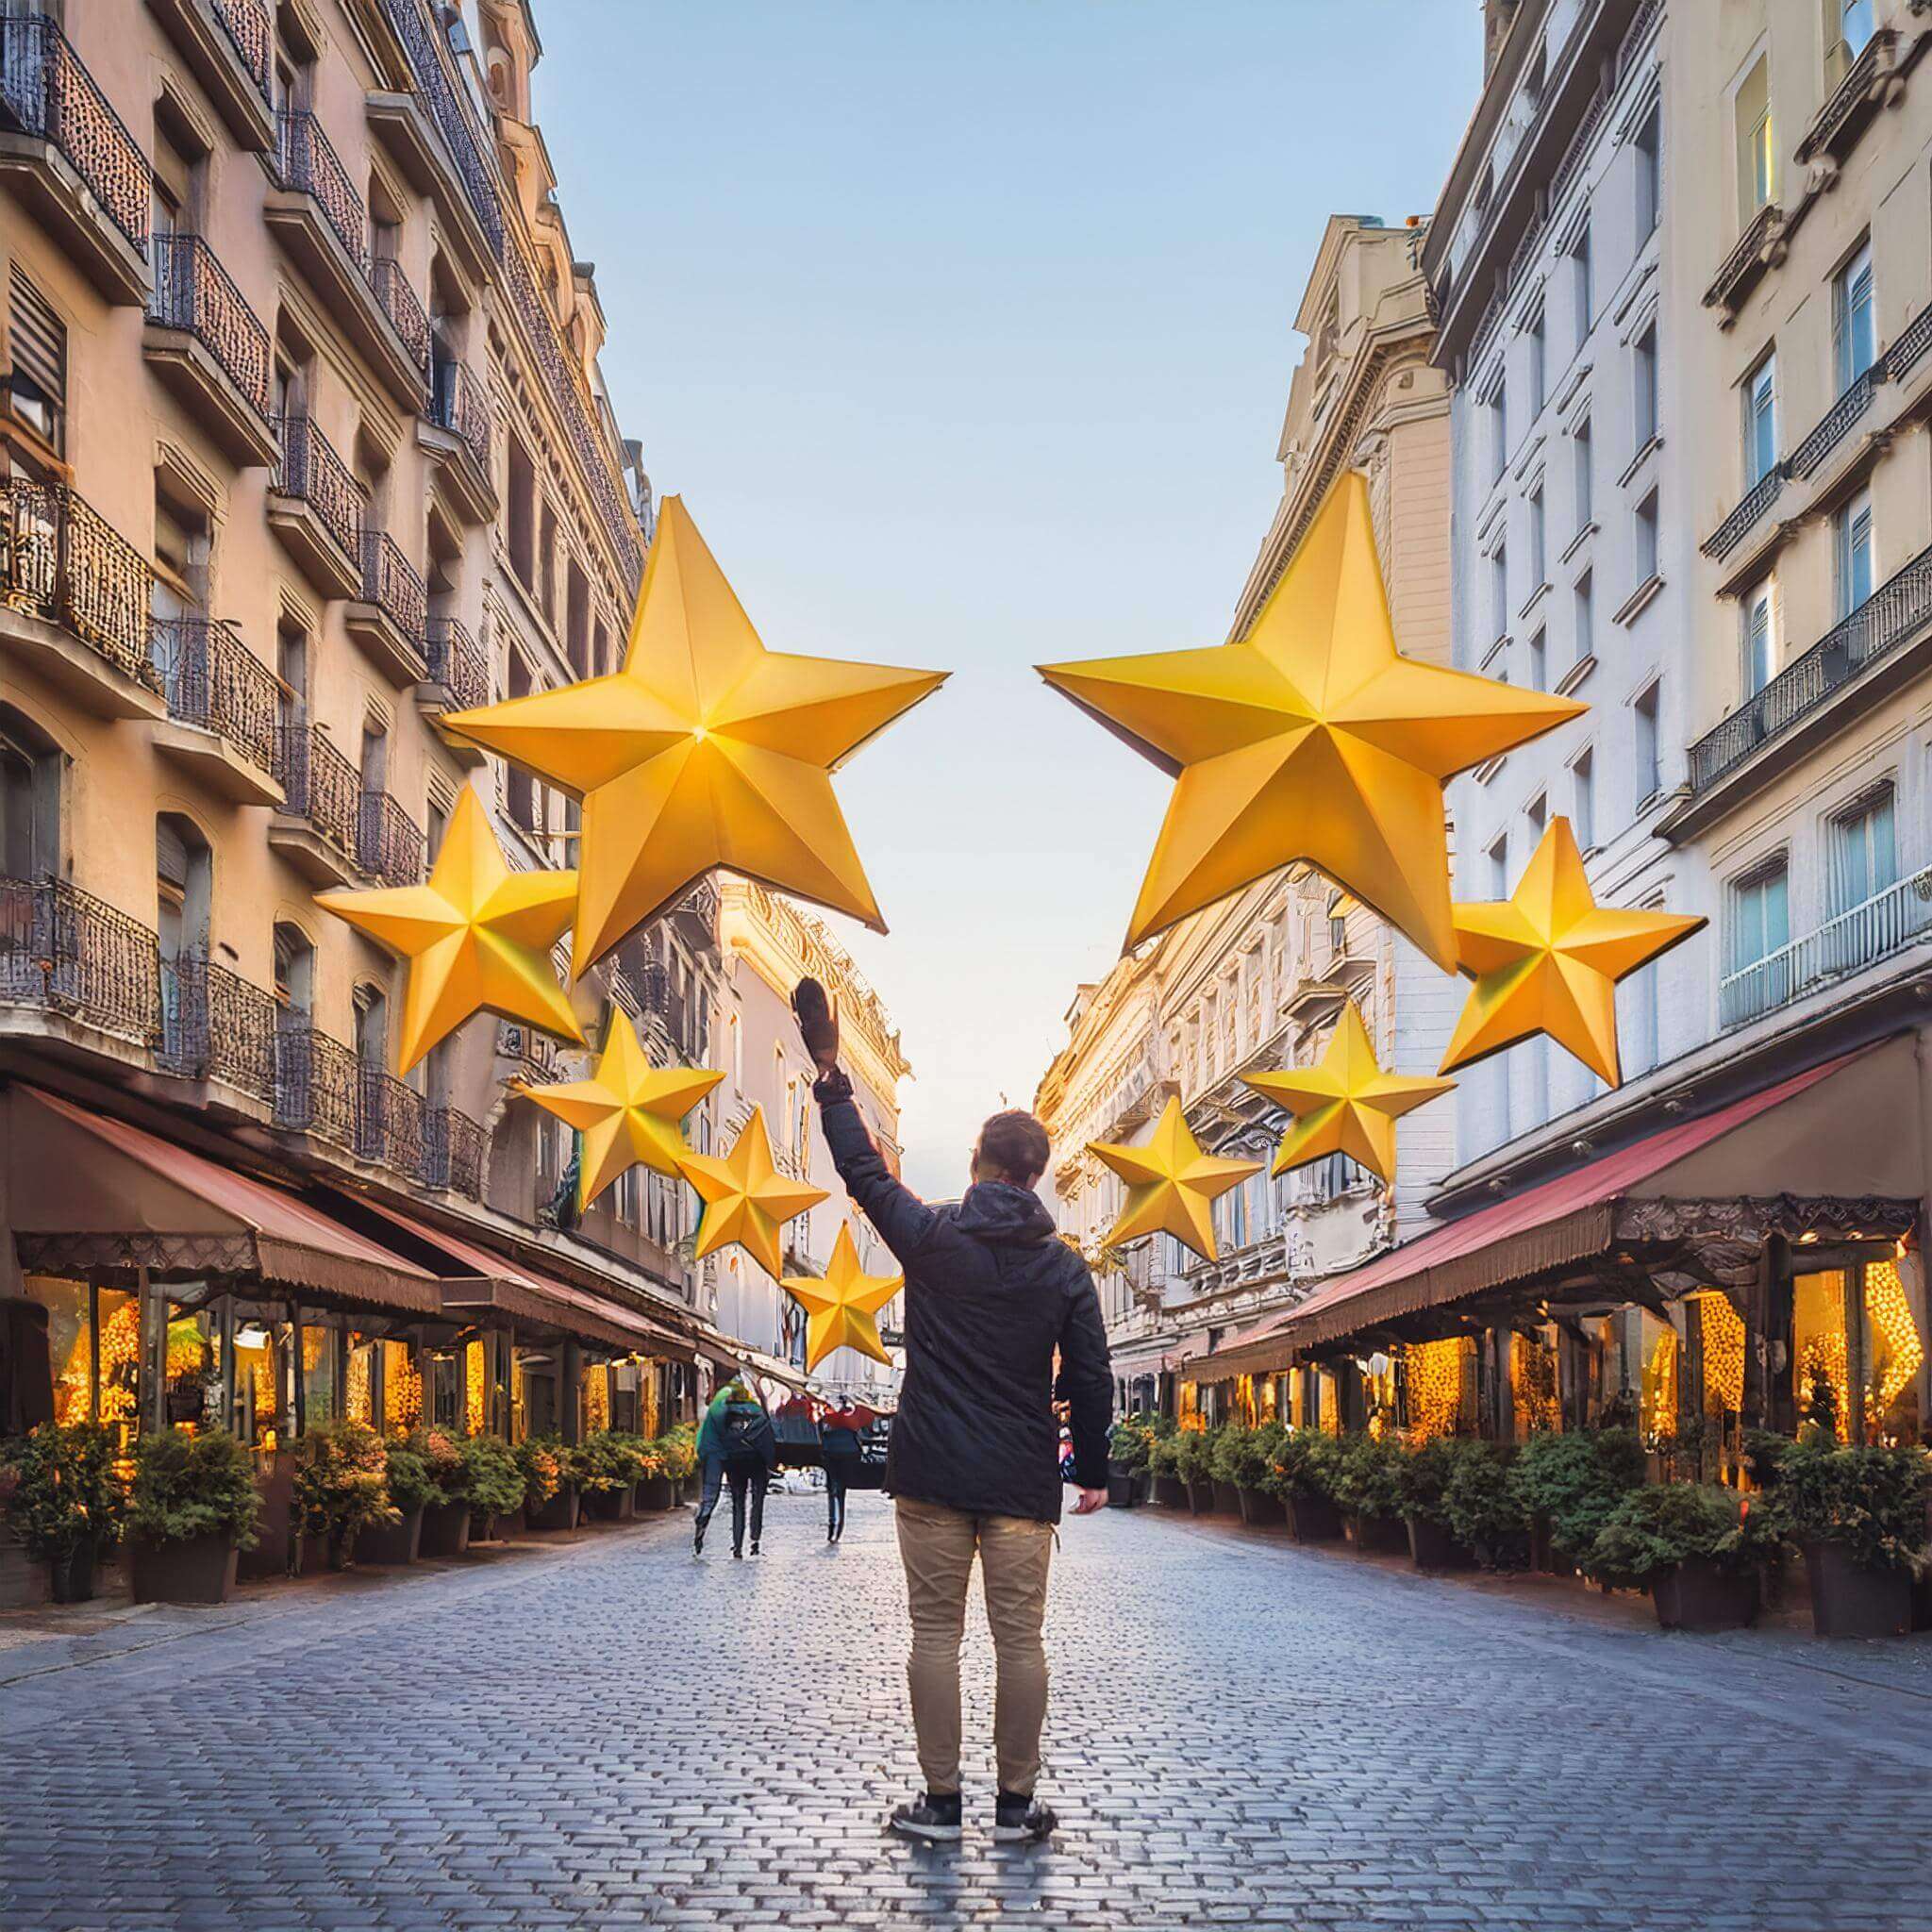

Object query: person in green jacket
[693,1379,777,1557]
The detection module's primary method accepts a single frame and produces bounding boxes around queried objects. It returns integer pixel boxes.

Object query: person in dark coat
[793,978,1111,1846]
[693,1378,776,1558]
[819,1402,867,1544]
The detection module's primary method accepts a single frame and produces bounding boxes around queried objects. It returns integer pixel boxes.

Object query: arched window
[273,921,315,1018]
[0,706,61,879]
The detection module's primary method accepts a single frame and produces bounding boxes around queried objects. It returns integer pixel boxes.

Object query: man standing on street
[793,978,1112,1846]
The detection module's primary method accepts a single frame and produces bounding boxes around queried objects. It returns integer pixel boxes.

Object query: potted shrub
[1106,1417,1154,1508]
[1507,1428,1646,1577]
[638,1432,678,1511]
[1398,1437,1475,1570]
[4,1423,125,1603]
[579,1430,645,1521]
[1333,1433,1407,1554]
[291,1420,394,1571]
[1208,1424,1246,1516]
[1770,1438,1931,1638]
[657,1424,699,1506]
[517,1436,576,1531]
[1219,1419,1287,1526]
[1145,1431,1187,1508]
[1441,1440,1527,1570]
[126,1427,259,1604]
[407,1427,470,1556]
[1267,1429,1343,1541]
[1174,1427,1219,1513]
[356,1438,437,1566]
[459,1434,525,1544]
[1585,1483,1774,1630]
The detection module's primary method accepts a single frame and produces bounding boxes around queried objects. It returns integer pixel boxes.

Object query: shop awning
[355,1197,699,1361]
[3,1087,445,1313]
[1211,1042,1921,1370]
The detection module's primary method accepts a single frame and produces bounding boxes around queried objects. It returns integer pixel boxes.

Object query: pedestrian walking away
[820,1401,868,1544]
[693,1378,778,1558]
[793,976,1112,1847]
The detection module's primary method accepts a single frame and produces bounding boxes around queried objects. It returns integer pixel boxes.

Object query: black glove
[792,976,840,1074]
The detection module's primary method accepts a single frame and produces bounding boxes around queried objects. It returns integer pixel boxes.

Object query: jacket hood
[951,1180,1058,1245]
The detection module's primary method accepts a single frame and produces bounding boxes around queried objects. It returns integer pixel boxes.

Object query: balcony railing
[0,17,150,254]
[428,358,491,473]
[158,951,277,1099]
[274,1021,358,1145]
[208,0,273,102]
[273,723,360,860]
[147,233,274,420]
[1702,201,1782,314]
[425,615,489,710]
[356,1060,425,1172]
[274,109,366,269]
[0,477,158,691]
[357,789,424,887]
[151,616,279,773]
[1795,28,1900,166]
[1721,864,1932,1028]
[1787,364,1878,480]
[369,255,430,376]
[377,0,503,253]
[0,875,158,1046]
[1885,297,1932,386]
[1701,463,1786,562]
[360,529,428,645]
[272,413,367,564]
[422,1103,486,1197]
[1690,538,1932,791]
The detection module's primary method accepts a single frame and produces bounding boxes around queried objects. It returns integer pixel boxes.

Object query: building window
[1571,747,1595,850]
[1527,626,1546,692]
[1623,952,1660,1077]
[1833,241,1875,393]
[1527,486,1546,592]
[1633,325,1657,451]
[0,706,61,878]
[1729,858,1790,976]
[1572,415,1591,533]
[8,267,65,458]
[1735,54,1774,221]
[1742,352,1777,488]
[1524,305,1545,420]
[1634,680,1660,805]
[1743,578,1777,695]
[1634,489,1659,588]
[1830,785,1896,913]
[1487,832,1509,898]
[1574,570,1593,668]
[1490,542,1508,645]
[1524,791,1546,841]
[1634,107,1660,240]
[1570,221,1592,351]
[1486,375,1507,483]
[506,436,536,593]
[1827,0,1876,86]
[1833,487,1874,617]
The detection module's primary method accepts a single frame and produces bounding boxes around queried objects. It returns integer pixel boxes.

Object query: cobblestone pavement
[5,1491,1932,1931]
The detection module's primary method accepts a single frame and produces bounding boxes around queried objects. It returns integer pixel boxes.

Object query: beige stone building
[1035,215,1460,1421]
[0,0,832,1506]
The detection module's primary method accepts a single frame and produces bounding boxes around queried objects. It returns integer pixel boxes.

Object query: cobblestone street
[5,1493,1932,1931]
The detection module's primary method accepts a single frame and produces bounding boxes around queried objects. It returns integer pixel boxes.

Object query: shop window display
[1510,1328,1560,1437]
[232,1313,291,1448]
[383,1340,423,1431]
[429,1350,461,1429]
[1792,1271,1850,1441]
[465,1338,487,1434]
[1403,1337,1471,1442]
[24,1278,139,1426]
[1861,1258,1923,1443]
[581,1360,610,1434]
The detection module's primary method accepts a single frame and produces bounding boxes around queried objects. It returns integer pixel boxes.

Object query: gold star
[442,496,948,976]
[518,1008,723,1212]
[1441,816,1706,1087]
[782,1224,901,1372]
[1090,1094,1260,1263]
[678,1107,829,1276]
[315,788,581,1074]
[1241,998,1454,1187]
[1038,474,1584,968]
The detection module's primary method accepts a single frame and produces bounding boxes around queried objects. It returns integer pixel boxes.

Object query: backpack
[724,1404,772,1461]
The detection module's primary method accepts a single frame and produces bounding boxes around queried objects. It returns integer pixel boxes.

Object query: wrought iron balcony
[0,875,159,1047]
[1787,365,1879,480]
[428,358,491,474]
[0,16,150,296]
[0,476,160,701]
[1702,202,1783,317]
[360,530,427,644]
[274,1021,358,1146]
[274,109,366,270]
[145,0,273,147]
[1720,862,1932,1028]
[1689,537,1932,793]
[425,615,489,711]
[1700,463,1786,562]
[157,951,277,1099]
[1885,297,1932,387]
[272,723,361,863]
[207,0,271,99]
[357,789,425,888]
[422,1103,486,1197]
[146,234,275,442]
[356,1060,425,1172]
[269,414,367,595]
[1795,28,1902,168]
[369,256,430,377]
[151,615,279,775]
[377,0,502,256]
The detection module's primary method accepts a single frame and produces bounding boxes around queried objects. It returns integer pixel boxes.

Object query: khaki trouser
[894,1495,1055,1798]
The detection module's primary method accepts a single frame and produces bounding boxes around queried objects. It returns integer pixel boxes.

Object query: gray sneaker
[992,1793,1057,1843]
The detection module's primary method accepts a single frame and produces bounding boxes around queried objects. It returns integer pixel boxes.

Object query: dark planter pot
[1528,1513,1562,1574]
[48,1539,98,1604]
[526,1485,579,1532]
[1653,1558,1758,1631]
[1154,1474,1187,1508]
[1345,1511,1408,1556]
[1184,1479,1214,1515]
[295,1527,355,1573]
[1136,1471,1156,1505]
[1237,1486,1283,1527]
[636,1474,676,1512]
[130,1531,238,1605]
[1805,1540,1913,1638]
[680,1474,701,1504]
[239,1457,296,1581]
[1283,1490,1342,1542]
[585,1486,635,1523]
[1406,1516,1475,1571]
[419,1501,470,1557]
[1473,1529,1532,1573]
[355,1506,425,1567]
[1106,1469,1141,1509]
[1210,1480,1241,1516]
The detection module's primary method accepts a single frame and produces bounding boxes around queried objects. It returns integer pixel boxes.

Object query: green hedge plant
[1173,1427,1219,1487]
[460,1435,525,1519]
[1441,1441,1525,1565]
[1768,1439,1932,1574]
[381,1441,438,1516]
[1332,1433,1407,1521]
[128,1427,259,1549]
[1108,1416,1157,1473]
[2,1423,125,1559]
[1214,1420,1287,1490]
[1395,1437,1461,1527]
[1267,1428,1344,1501]
[1507,1428,1646,1566]
[1585,1483,1778,1590]
[292,1420,395,1555]
[577,1430,649,1493]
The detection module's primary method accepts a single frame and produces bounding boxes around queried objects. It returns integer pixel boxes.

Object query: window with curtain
[1829,787,1896,915]
[1834,242,1875,393]
[1743,353,1776,487]
[1730,861,1790,971]
[1834,489,1874,618]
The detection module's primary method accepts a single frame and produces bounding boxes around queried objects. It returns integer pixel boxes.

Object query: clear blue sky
[536,1,1482,1195]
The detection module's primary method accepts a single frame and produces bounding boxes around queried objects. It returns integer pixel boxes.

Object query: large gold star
[1441,816,1705,1087]
[315,788,581,1074]
[678,1107,829,1276]
[518,1008,723,1212]
[1241,998,1454,1187]
[442,496,947,976]
[782,1224,901,1372]
[1090,1095,1260,1263]
[1038,474,1584,968]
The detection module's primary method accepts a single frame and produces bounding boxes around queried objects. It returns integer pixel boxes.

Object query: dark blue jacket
[815,1072,1112,1523]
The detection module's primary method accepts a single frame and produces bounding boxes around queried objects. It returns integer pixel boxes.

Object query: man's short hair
[977,1109,1051,1184]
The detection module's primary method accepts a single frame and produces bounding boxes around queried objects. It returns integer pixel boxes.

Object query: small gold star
[678,1107,829,1276]
[782,1224,902,1372]
[1090,1095,1260,1263]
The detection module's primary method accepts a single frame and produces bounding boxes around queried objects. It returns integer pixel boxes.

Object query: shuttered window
[8,267,65,455]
